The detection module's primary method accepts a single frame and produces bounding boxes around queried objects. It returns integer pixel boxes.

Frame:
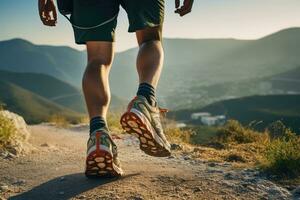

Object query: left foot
[85,129,124,178]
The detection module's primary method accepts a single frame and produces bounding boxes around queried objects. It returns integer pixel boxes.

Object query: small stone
[1,151,15,159]
[183,155,191,160]
[59,177,65,181]
[77,195,86,199]
[0,185,9,192]
[13,179,26,185]
[208,162,216,167]
[193,187,202,193]
[40,143,49,147]
[171,143,183,150]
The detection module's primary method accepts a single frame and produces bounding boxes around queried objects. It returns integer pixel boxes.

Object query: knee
[137,26,162,45]
[82,58,112,84]
[86,58,112,72]
[84,58,112,75]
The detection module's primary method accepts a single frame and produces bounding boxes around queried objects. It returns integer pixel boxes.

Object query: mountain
[0,39,86,87]
[1,28,300,110]
[0,70,126,123]
[170,94,300,133]
[109,27,300,108]
[0,80,82,124]
[0,70,86,112]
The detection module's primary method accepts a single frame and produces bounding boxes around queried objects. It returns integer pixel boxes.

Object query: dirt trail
[0,125,295,200]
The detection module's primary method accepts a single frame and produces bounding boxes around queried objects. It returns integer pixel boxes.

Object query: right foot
[85,129,123,178]
[120,95,171,157]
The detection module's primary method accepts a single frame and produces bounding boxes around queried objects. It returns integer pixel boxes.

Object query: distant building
[191,112,211,120]
[201,115,226,126]
[176,123,187,128]
[191,112,226,126]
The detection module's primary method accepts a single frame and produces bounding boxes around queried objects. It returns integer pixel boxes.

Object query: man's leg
[136,26,163,87]
[82,41,114,132]
[135,26,163,106]
[83,41,123,177]
[120,26,171,157]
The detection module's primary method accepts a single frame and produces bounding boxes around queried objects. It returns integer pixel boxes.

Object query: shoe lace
[128,96,169,116]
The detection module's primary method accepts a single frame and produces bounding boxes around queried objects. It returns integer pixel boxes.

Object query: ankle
[89,116,108,135]
[137,82,157,106]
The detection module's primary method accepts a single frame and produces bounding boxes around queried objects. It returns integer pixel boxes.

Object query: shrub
[262,130,300,178]
[48,114,69,128]
[164,126,193,144]
[189,126,219,145]
[0,111,17,148]
[266,121,287,139]
[216,120,267,144]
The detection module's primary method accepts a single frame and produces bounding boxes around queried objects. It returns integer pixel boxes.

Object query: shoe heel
[85,132,122,177]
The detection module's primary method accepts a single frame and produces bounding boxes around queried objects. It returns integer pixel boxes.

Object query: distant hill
[0,70,86,113]
[0,70,126,123]
[171,94,300,133]
[1,28,300,110]
[111,28,300,108]
[0,39,86,87]
[0,80,82,124]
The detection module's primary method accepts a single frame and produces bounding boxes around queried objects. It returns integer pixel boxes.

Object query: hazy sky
[1,0,300,51]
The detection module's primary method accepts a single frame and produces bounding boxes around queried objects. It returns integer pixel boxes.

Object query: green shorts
[71,0,165,44]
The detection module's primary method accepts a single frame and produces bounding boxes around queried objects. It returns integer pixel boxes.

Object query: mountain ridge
[1,27,300,109]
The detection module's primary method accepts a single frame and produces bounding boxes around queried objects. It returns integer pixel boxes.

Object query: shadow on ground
[9,173,140,200]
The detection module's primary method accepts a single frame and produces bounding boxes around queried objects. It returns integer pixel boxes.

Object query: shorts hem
[75,38,115,45]
[128,23,163,33]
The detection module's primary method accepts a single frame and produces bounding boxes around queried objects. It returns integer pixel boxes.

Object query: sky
[1,0,300,51]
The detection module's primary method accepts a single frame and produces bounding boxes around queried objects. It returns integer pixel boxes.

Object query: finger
[175,4,192,16]
[175,0,180,9]
[179,8,191,16]
[43,19,56,26]
[175,5,186,14]
[53,6,58,21]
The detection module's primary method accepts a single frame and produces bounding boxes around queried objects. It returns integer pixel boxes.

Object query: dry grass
[165,126,193,144]
[261,129,300,178]
[48,114,70,128]
[216,120,269,144]
[0,111,17,149]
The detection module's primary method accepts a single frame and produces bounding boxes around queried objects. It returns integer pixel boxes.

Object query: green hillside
[0,70,86,112]
[0,70,125,113]
[171,95,300,133]
[0,80,82,124]
[1,28,300,110]
[0,39,86,86]
[112,28,300,108]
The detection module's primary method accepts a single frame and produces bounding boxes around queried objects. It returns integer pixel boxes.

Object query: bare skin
[38,0,194,118]
[83,42,114,119]
[136,26,164,88]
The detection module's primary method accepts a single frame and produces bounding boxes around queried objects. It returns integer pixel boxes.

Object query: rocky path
[0,125,297,200]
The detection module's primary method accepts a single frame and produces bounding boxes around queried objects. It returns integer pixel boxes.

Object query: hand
[175,0,194,17]
[38,0,57,26]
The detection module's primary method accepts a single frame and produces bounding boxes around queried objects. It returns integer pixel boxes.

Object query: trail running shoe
[120,95,171,157]
[85,129,123,178]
